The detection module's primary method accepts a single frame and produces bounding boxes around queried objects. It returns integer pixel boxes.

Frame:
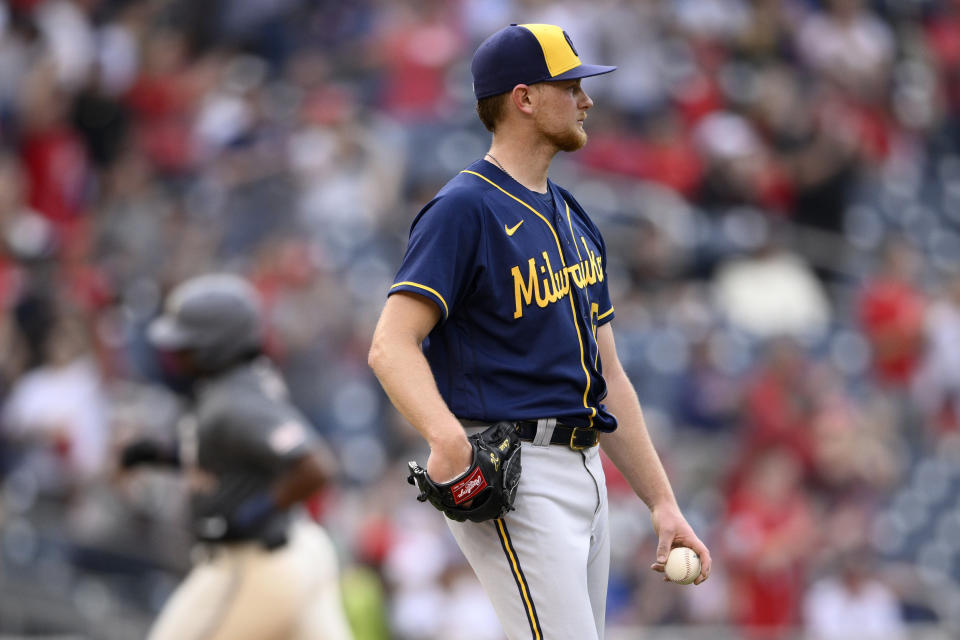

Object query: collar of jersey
[460,160,567,265]
[463,159,554,205]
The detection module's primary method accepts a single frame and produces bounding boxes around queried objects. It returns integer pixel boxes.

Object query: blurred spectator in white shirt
[712,217,831,340]
[436,564,503,640]
[803,552,906,640]
[34,0,96,91]
[2,314,108,491]
[912,273,960,436]
[796,0,894,97]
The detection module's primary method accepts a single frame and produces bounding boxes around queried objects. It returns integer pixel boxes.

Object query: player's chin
[556,128,588,152]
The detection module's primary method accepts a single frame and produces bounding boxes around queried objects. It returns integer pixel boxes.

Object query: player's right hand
[426,433,473,484]
[649,503,712,585]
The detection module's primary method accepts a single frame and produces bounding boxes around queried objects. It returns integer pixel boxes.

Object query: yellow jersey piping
[390,281,449,319]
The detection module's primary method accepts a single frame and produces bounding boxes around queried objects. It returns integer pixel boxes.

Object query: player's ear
[511,84,536,116]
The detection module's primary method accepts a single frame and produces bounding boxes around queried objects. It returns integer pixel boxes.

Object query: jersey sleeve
[390,189,484,323]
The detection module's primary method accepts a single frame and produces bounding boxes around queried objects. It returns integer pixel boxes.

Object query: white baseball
[664,547,701,585]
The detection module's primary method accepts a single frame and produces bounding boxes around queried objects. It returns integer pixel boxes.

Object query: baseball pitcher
[369,24,712,639]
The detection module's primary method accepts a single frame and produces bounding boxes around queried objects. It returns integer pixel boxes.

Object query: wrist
[649,497,681,515]
[426,427,470,453]
[425,428,474,484]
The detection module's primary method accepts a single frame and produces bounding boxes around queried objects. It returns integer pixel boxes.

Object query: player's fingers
[426,450,471,484]
[650,562,665,573]
[690,540,712,584]
[699,547,712,579]
[689,539,711,574]
[695,551,711,584]
[655,531,674,565]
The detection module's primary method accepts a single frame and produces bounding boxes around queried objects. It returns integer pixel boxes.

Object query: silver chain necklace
[485,153,513,180]
[485,152,550,199]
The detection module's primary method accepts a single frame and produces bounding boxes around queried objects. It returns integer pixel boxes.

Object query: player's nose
[579,88,594,110]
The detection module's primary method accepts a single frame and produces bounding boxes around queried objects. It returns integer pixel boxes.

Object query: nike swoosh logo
[505,220,524,236]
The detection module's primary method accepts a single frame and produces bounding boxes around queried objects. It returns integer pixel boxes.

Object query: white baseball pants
[446,424,610,640]
[148,519,353,640]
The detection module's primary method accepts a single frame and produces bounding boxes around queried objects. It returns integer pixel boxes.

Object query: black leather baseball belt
[514,420,600,450]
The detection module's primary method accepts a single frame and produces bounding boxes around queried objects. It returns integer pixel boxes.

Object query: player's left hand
[649,503,711,585]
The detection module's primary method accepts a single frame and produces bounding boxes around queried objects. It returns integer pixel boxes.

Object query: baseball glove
[407,421,522,523]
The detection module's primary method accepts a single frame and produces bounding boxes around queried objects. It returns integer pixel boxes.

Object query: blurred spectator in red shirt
[857,237,927,389]
[18,60,91,228]
[925,2,960,151]
[792,0,900,175]
[723,447,817,638]
[808,364,903,494]
[371,0,463,121]
[578,109,703,198]
[749,67,862,240]
[694,110,791,213]
[124,28,200,174]
[736,337,818,478]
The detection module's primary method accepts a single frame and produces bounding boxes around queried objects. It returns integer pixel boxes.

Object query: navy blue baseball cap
[471,24,616,100]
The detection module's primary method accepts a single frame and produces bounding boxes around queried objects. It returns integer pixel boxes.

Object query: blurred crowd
[1,0,960,638]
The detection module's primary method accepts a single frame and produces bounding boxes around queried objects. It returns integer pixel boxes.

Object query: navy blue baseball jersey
[390,159,618,431]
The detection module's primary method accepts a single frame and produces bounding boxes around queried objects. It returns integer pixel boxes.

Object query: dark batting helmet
[148,273,264,373]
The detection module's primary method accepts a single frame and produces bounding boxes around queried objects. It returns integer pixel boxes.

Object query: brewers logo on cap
[471,24,617,100]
